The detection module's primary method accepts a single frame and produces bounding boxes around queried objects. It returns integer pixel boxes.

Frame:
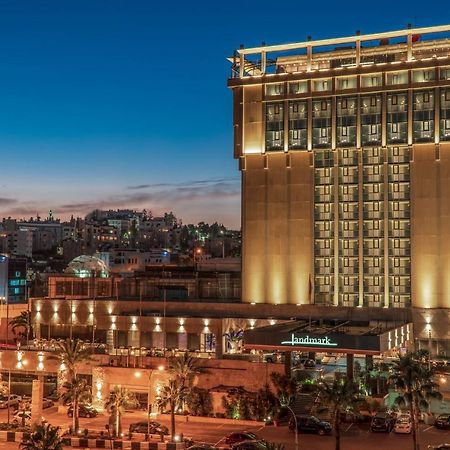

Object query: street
[0,408,448,450]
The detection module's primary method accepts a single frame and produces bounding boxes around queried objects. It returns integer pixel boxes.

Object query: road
[0,408,448,450]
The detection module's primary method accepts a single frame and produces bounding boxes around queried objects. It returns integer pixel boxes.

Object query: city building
[228,25,450,354]
[0,255,28,304]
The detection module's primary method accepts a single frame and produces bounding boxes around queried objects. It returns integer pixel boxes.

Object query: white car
[13,410,31,425]
[0,395,21,409]
[394,416,412,434]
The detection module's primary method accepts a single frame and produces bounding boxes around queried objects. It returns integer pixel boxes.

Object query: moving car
[289,415,332,435]
[67,404,98,418]
[394,415,412,434]
[129,421,169,435]
[0,395,21,409]
[435,414,450,430]
[224,432,258,445]
[371,412,396,432]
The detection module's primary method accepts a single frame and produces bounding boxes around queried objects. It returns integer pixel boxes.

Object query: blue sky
[0,0,446,228]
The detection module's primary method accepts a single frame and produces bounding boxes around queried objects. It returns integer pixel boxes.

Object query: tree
[105,386,138,438]
[62,377,91,434]
[389,352,442,450]
[50,339,94,380]
[156,379,188,439]
[10,311,32,345]
[315,378,362,450]
[169,352,201,387]
[20,423,64,450]
[270,372,298,406]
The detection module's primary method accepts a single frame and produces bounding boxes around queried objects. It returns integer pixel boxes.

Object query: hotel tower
[228,25,450,353]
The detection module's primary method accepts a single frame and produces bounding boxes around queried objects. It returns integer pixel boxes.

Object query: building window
[321,128,327,137]
[341,98,348,109]
[423,121,430,131]
[342,127,348,136]
[392,95,398,106]
[423,92,430,103]
[392,123,398,133]
[321,100,327,111]
[370,96,377,107]
[446,90,450,102]
[370,124,377,135]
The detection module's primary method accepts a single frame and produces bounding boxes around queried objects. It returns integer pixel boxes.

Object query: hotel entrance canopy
[243,321,412,355]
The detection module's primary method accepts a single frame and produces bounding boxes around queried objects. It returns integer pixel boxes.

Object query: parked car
[187,444,218,450]
[129,421,169,435]
[371,412,396,432]
[13,410,31,425]
[231,440,268,450]
[394,415,412,434]
[0,395,21,409]
[428,445,450,450]
[42,398,54,409]
[435,414,450,430]
[224,432,258,445]
[289,415,332,435]
[67,404,98,418]
[298,358,316,368]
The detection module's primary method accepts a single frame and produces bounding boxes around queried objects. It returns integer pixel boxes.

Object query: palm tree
[156,379,188,440]
[105,386,137,438]
[20,423,64,450]
[169,351,201,387]
[10,311,32,345]
[315,378,362,450]
[223,329,243,354]
[389,352,442,450]
[50,339,94,379]
[61,377,91,434]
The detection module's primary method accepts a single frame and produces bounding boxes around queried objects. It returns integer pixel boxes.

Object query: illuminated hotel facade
[228,25,450,353]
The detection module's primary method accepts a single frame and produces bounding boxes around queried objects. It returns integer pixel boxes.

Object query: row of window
[265,68,450,96]
[265,90,450,150]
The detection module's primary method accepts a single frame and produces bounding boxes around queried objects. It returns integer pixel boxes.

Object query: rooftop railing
[230,24,450,79]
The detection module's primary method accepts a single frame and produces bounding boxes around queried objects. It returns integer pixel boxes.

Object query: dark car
[289,415,332,435]
[224,432,258,445]
[67,404,98,418]
[187,444,218,450]
[231,440,268,450]
[129,421,169,435]
[42,398,54,409]
[435,414,450,430]
[370,412,396,432]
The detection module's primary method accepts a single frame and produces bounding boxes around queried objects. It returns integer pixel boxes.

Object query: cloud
[127,176,239,190]
[0,198,16,206]
[0,176,241,228]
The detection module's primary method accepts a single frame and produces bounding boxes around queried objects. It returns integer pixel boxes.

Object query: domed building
[66,255,109,278]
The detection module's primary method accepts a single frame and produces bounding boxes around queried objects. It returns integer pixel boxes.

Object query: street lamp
[279,394,298,450]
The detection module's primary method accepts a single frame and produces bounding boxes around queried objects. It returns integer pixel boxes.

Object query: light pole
[279,395,298,450]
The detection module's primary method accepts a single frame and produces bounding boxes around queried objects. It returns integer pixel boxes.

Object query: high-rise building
[229,25,450,352]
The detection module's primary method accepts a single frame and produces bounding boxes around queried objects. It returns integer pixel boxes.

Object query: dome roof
[66,255,109,278]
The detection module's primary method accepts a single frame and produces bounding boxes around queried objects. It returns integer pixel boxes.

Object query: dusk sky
[0,0,445,228]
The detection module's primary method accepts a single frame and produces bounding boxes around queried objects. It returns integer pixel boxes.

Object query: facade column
[284,351,292,378]
[31,378,44,426]
[346,353,354,380]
